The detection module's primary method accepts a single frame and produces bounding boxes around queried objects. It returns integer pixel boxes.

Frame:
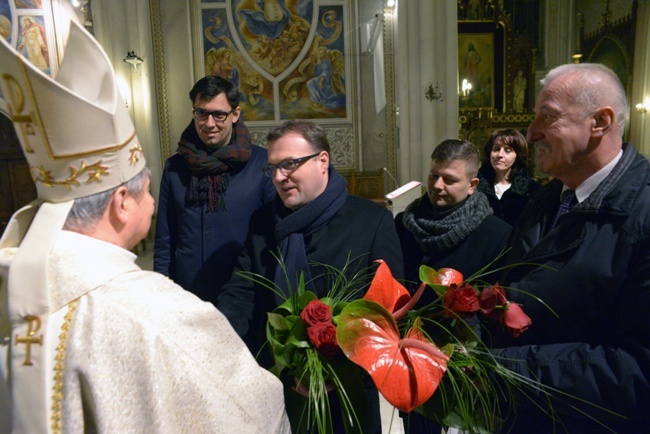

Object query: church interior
[1,0,649,238]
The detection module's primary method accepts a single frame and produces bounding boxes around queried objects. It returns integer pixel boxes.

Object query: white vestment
[0,230,290,433]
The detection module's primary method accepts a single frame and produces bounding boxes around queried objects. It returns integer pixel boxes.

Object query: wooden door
[0,113,37,237]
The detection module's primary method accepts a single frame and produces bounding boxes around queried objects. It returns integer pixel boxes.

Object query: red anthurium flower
[419,265,464,298]
[364,260,412,314]
[478,284,507,318]
[443,283,480,317]
[337,300,448,412]
[503,302,532,338]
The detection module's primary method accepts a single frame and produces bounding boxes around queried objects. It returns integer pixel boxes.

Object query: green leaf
[268,312,290,331]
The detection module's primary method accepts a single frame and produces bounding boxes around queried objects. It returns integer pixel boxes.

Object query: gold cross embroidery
[15,315,43,366]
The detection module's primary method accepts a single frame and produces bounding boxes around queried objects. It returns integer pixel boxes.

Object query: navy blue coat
[153,145,276,303]
[494,143,650,432]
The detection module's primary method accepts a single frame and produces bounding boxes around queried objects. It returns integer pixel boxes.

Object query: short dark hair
[431,139,480,178]
[189,76,240,109]
[266,119,330,154]
[482,129,529,181]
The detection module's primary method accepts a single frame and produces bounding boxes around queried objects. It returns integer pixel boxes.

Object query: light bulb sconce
[425,81,443,102]
[386,0,395,8]
[124,51,143,70]
[636,101,649,115]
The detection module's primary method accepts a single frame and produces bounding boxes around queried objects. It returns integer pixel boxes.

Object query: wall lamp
[636,100,649,115]
[123,51,143,70]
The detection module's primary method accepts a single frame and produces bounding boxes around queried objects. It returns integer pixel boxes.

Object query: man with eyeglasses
[217,119,403,434]
[154,76,275,305]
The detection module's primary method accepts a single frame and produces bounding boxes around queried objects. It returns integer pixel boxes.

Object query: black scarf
[273,165,348,298]
[402,191,493,254]
[176,119,252,212]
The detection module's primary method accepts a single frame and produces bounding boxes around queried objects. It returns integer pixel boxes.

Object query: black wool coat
[494,143,650,433]
[477,166,541,226]
[217,194,404,359]
[395,199,511,303]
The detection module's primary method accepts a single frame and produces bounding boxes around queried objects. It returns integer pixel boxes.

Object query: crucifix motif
[15,315,43,366]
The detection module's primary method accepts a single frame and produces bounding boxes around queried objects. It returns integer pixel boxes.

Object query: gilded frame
[458,22,504,112]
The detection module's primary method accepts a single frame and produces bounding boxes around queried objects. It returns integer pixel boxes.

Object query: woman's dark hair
[482,129,529,182]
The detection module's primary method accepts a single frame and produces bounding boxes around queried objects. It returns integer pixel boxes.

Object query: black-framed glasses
[192,108,234,122]
[262,152,321,178]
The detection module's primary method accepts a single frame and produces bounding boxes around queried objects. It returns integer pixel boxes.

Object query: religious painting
[15,0,42,8]
[0,0,56,76]
[193,0,351,123]
[458,22,504,111]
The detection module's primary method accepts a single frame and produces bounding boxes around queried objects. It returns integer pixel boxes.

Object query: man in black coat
[495,63,650,432]
[217,119,403,434]
[394,139,511,433]
[395,139,511,296]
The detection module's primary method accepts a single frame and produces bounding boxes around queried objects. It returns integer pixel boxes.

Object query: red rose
[478,284,507,317]
[300,299,332,326]
[503,302,532,338]
[307,322,340,358]
[443,283,479,317]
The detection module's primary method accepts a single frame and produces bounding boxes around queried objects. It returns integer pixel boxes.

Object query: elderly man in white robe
[0,20,290,434]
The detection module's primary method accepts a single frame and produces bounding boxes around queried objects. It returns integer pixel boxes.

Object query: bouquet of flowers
[251,257,542,433]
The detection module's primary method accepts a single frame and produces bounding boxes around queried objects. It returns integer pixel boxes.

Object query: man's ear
[467,177,480,195]
[592,106,614,137]
[109,186,131,225]
[318,151,329,173]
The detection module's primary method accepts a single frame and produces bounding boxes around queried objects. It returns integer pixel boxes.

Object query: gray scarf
[402,191,493,254]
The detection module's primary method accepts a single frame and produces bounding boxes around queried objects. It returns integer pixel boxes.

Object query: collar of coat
[531,142,649,218]
[477,166,532,197]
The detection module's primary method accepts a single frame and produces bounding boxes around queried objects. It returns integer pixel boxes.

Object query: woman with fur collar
[477,129,541,226]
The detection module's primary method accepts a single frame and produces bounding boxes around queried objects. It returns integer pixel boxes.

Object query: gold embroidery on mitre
[1,71,42,154]
[4,61,139,161]
[129,142,143,165]
[50,299,78,434]
[32,160,109,188]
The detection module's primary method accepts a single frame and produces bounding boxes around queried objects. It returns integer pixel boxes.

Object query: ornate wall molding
[149,0,172,163]
[249,124,355,167]
[383,6,397,179]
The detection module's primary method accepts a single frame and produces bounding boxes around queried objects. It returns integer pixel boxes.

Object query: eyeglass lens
[193,108,232,121]
[262,153,320,177]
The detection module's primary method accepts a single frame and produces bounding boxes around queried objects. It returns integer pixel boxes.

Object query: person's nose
[527,117,542,142]
[204,114,217,127]
[432,177,444,191]
[273,167,288,183]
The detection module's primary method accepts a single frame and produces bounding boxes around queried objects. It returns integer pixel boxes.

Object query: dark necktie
[553,189,576,227]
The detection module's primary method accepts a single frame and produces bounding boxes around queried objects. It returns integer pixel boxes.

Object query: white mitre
[0,19,145,433]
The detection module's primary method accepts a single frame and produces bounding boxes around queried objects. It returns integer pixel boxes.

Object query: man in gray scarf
[395,139,511,298]
[394,138,511,433]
